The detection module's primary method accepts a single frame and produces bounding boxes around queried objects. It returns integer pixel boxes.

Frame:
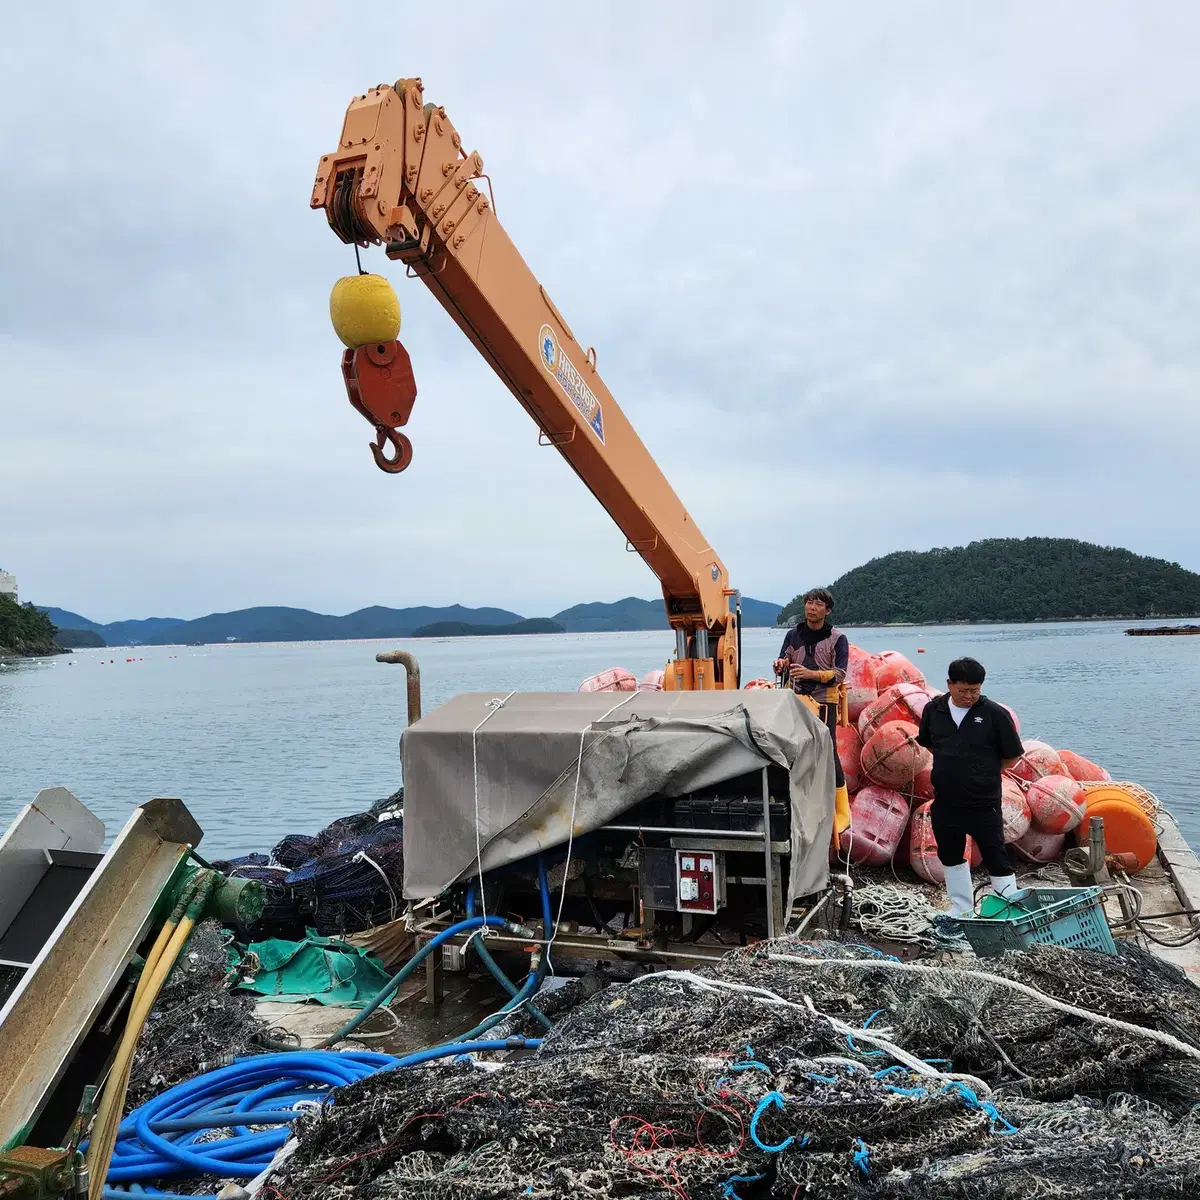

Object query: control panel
[675,850,725,914]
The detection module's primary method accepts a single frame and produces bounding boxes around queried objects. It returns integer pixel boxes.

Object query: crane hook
[371,426,413,473]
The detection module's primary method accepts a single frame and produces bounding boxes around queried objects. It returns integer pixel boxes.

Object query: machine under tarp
[400,690,835,911]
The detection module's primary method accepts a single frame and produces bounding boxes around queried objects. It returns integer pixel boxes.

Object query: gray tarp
[400,690,835,912]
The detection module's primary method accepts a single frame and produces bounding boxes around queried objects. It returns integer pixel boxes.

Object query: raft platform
[1125,624,1200,635]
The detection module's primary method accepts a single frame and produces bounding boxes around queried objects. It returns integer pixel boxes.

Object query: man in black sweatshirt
[774,588,850,838]
[916,656,1025,918]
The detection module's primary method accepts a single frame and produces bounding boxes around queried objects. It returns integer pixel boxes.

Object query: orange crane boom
[311,78,739,689]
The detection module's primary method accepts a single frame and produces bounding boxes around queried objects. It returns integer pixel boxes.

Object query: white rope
[351,850,399,922]
[548,692,638,970]
[471,692,516,933]
[623,968,991,1094]
[767,952,1200,1062]
[852,883,940,946]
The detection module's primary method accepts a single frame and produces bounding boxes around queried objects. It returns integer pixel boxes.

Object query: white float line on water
[626,969,992,1095]
[767,953,1200,1063]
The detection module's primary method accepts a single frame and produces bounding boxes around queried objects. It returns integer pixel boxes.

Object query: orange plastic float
[1058,749,1111,782]
[1000,776,1032,843]
[1074,785,1158,871]
[1026,774,1087,835]
[743,677,775,690]
[836,724,863,794]
[861,720,930,790]
[842,785,911,866]
[858,683,932,741]
[909,800,980,883]
[1008,740,1067,783]
[874,651,926,692]
[845,645,879,721]
[638,668,665,691]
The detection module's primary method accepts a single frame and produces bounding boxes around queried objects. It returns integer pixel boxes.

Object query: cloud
[2,1,1197,622]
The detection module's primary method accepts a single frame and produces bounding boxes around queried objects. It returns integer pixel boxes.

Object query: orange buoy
[874,650,926,692]
[1008,740,1066,783]
[1057,749,1111,782]
[579,667,638,693]
[909,800,980,883]
[857,682,931,741]
[1012,826,1066,863]
[1026,774,1087,835]
[836,724,863,794]
[1000,775,1032,843]
[638,668,665,691]
[743,677,775,690]
[1075,789,1157,871]
[845,645,878,722]
[842,785,911,866]
[917,647,926,654]
[998,703,1021,734]
[1079,781,1158,821]
[861,720,931,790]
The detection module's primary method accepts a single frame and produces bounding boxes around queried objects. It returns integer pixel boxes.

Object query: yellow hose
[85,872,213,1199]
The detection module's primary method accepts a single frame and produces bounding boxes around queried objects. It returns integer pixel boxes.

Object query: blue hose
[465,858,554,1031]
[310,914,507,1047]
[96,1040,541,1199]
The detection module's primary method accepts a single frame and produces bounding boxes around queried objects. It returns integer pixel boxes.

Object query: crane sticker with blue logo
[537,323,605,444]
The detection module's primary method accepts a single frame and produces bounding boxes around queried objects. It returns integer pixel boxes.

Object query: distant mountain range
[37,596,782,647]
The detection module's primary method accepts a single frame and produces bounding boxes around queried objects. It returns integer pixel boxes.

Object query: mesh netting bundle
[272,833,322,869]
[128,922,263,1109]
[274,937,1200,1200]
[225,864,302,940]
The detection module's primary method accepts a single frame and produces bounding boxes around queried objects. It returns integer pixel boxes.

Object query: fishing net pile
[127,921,263,1108]
[273,937,1200,1200]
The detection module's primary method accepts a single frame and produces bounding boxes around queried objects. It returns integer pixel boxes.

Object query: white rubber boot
[989,874,1031,903]
[944,861,975,918]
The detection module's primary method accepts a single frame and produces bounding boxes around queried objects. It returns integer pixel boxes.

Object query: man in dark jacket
[774,588,850,837]
[917,656,1025,917]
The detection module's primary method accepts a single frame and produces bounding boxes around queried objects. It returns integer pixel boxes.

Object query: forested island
[778,538,1200,626]
[0,594,67,658]
[411,618,564,638]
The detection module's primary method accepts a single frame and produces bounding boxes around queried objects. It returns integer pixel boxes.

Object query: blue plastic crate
[954,885,1116,958]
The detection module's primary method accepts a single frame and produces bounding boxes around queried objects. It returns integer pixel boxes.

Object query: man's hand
[773,658,788,675]
[790,664,819,682]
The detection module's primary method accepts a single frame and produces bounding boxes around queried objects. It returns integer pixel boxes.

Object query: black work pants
[816,702,845,789]
[930,799,1011,876]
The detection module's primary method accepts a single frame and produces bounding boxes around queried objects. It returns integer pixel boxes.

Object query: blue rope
[852,1137,870,1175]
[749,1091,798,1153]
[720,1172,765,1199]
[939,1080,1018,1135]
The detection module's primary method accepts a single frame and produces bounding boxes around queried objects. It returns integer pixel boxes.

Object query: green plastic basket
[954,885,1116,958]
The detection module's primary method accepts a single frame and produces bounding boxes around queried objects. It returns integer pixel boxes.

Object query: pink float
[1026,774,1088,835]
[638,668,665,691]
[1000,776,1032,843]
[858,683,932,741]
[1008,740,1067,783]
[874,650,926,692]
[1057,749,1111,782]
[861,720,931,790]
[836,724,864,794]
[579,667,638,693]
[1012,826,1066,864]
[909,800,981,883]
[842,785,911,866]
[845,645,878,722]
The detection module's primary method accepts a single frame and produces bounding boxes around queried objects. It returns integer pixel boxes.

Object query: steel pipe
[376,649,422,725]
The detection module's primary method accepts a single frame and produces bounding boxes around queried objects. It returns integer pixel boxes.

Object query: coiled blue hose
[94,1040,541,1200]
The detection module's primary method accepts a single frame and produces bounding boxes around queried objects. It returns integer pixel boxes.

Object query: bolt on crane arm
[311,78,738,689]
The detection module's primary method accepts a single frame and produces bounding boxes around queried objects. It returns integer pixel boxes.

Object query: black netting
[128,922,263,1108]
[275,938,1200,1200]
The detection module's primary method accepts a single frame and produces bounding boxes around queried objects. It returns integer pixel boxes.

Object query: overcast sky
[2,3,1197,623]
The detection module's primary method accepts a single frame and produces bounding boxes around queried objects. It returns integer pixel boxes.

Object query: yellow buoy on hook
[329,273,401,348]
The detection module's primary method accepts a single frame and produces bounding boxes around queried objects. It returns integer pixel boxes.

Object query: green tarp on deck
[229,931,391,1007]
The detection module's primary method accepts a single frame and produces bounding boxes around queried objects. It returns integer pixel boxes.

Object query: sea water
[2,621,1197,858]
